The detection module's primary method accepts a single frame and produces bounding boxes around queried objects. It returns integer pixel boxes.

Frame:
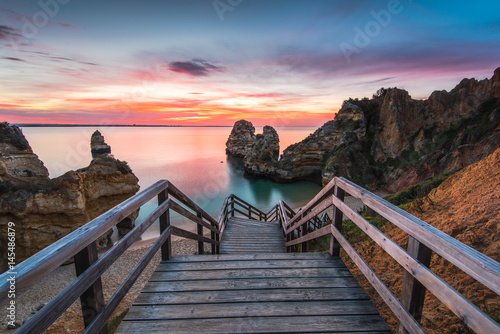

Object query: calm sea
[21,126,321,241]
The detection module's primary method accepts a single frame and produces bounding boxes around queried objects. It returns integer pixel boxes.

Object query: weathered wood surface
[335,177,500,296]
[220,217,285,254]
[118,252,390,333]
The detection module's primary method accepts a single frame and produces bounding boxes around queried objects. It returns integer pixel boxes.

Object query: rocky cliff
[0,124,140,270]
[234,67,500,192]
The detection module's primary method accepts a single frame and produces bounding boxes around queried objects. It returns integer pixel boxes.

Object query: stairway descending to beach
[9,179,499,334]
[117,217,390,333]
[219,217,285,254]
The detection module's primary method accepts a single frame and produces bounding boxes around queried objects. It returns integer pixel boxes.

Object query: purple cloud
[168,59,223,76]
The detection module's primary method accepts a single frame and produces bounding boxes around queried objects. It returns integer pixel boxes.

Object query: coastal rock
[238,67,500,191]
[0,122,49,181]
[225,120,256,157]
[276,101,367,182]
[91,130,111,158]
[0,126,140,270]
[243,126,280,176]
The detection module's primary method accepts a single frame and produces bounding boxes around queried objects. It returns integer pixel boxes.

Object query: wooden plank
[0,179,168,302]
[169,200,217,233]
[157,259,341,271]
[133,287,370,305]
[157,189,171,260]
[332,195,500,334]
[117,315,389,333]
[335,177,500,296]
[82,226,172,334]
[166,252,334,262]
[232,194,266,217]
[285,225,331,247]
[149,267,354,281]
[286,178,337,226]
[331,185,345,256]
[396,236,432,334]
[170,226,218,245]
[330,224,426,334]
[125,300,380,320]
[166,181,218,226]
[141,277,360,292]
[285,199,332,234]
[16,198,172,334]
[73,242,108,334]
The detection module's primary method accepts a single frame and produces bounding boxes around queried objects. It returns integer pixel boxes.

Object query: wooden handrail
[278,177,500,334]
[0,179,168,303]
[335,177,500,296]
[0,180,221,333]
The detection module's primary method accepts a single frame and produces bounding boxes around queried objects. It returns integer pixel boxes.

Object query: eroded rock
[0,126,140,270]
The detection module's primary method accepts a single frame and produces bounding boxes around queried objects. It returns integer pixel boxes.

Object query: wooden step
[117,222,390,333]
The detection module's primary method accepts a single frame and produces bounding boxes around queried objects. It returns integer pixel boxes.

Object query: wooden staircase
[220,217,285,254]
[117,218,390,333]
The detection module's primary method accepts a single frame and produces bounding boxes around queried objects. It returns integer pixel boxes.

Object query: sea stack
[243,126,280,176]
[91,130,111,158]
[225,120,256,157]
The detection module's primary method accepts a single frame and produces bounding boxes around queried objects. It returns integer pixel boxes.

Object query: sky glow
[1,0,499,126]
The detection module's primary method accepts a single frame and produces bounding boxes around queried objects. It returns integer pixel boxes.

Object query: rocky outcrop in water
[91,130,111,158]
[225,120,256,157]
[243,126,280,176]
[0,124,140,270]
[240,67,500,192]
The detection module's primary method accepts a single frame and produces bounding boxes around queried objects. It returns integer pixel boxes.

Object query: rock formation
[232,67,500,192]
[0,124,140,270]
[90,130,111,158]
[243,126,280,176]
[225,120,256,157]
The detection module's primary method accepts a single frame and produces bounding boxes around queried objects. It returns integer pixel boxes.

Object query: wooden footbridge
[1,178,500,333]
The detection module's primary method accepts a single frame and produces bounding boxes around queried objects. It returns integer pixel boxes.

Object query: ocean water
[21,126,321,241]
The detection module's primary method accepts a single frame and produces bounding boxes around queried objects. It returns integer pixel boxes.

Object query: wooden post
[74,241,108,334]
[211,222,216,255]
[330,185,345,256]
[215,226,220,254]
[158,189,171,260]
[197,213,204,254]
[231,199,235,217]
[248,206,252,219]
[396,236,432,334]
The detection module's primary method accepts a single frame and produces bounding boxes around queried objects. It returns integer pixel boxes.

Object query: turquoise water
[22,126,321,240]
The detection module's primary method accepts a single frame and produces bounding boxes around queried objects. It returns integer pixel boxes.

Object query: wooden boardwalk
[117,218,390,333]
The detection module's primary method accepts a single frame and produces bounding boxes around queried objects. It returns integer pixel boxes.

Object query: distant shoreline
[15,124,232,127]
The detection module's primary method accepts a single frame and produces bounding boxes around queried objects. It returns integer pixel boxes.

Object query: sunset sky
[1,0,499,126]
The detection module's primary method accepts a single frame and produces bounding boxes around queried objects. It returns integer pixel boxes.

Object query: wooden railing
[278,177,500,334]
[217,194,270,241]
[0,180,220,334]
